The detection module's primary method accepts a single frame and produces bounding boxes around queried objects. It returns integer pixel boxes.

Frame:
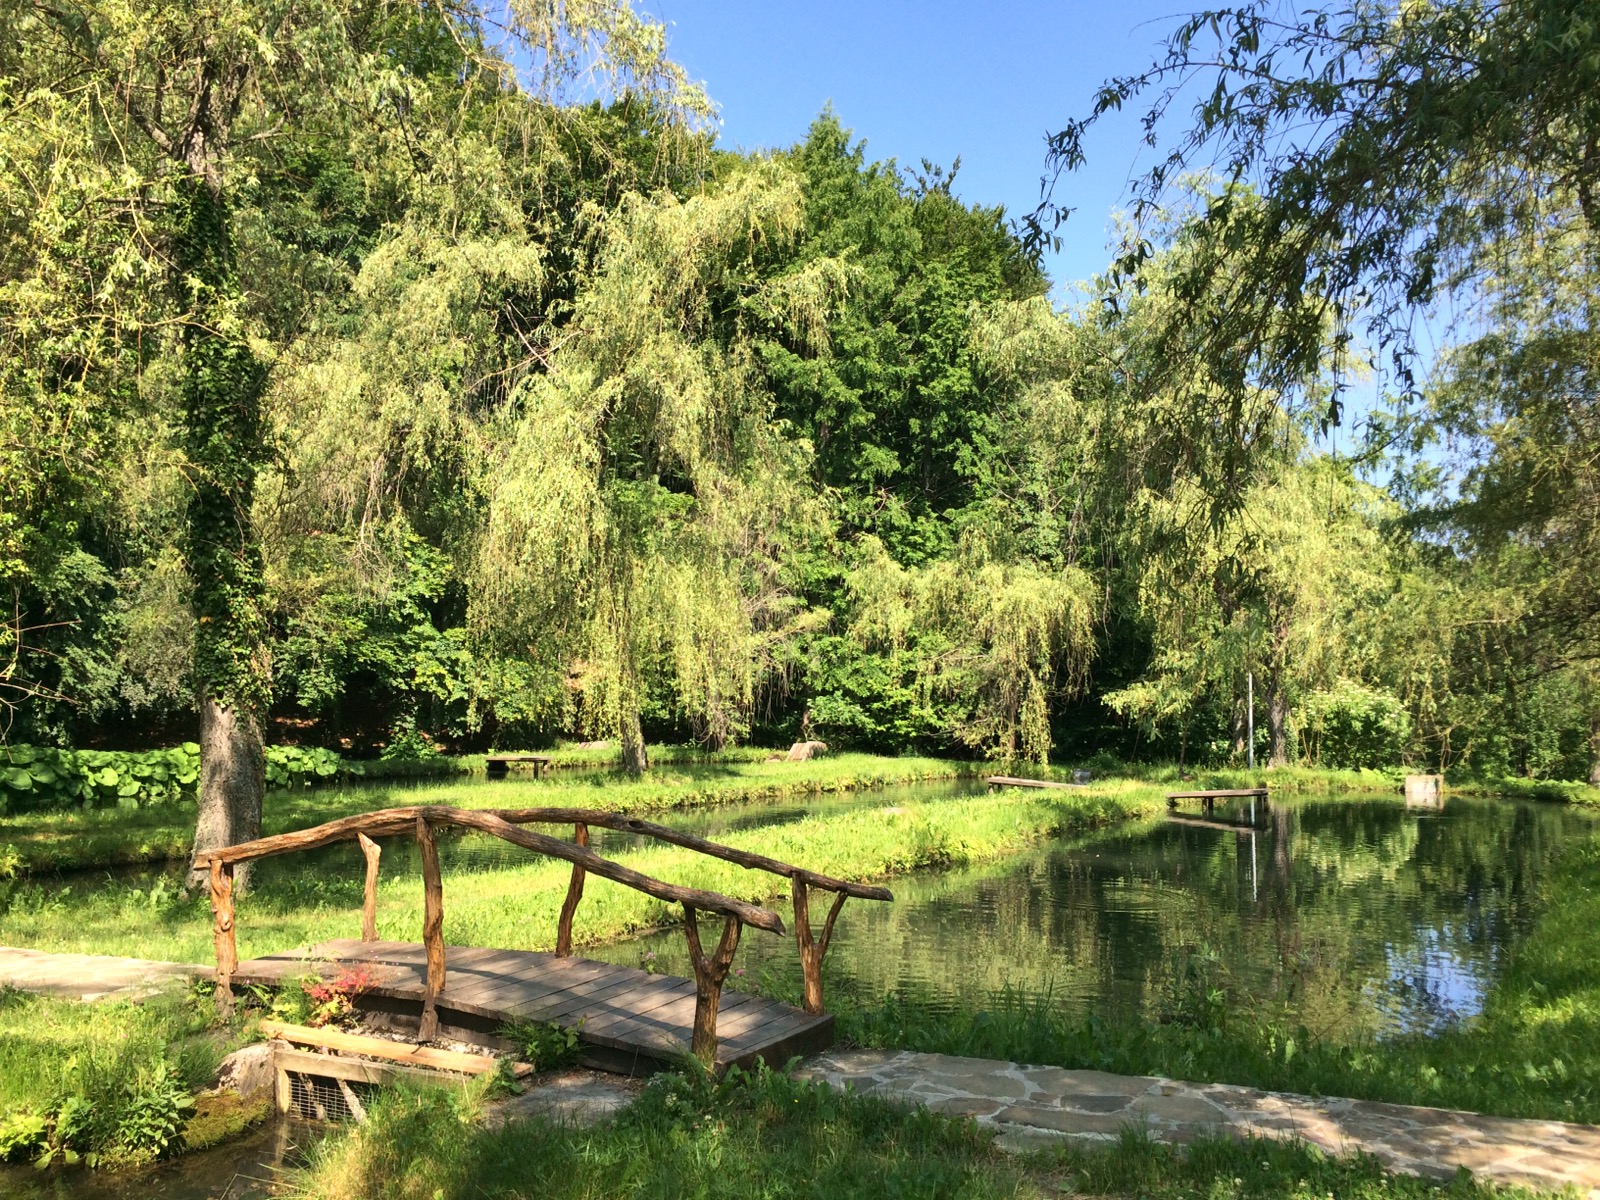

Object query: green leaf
[3,768,32,791]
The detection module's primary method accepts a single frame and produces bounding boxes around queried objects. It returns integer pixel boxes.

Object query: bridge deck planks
[234,939,833,1073]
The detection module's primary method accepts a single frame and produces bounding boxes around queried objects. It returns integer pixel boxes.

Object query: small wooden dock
[1166,788,1270,827]
[236,939,832,1074]
[485,754,552,779]
[987,775,1083,791]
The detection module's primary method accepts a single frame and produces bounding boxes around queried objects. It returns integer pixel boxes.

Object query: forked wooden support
[682,905,742,1064]
[209,858,237,1015]
[357,832,381,943]
[555,822,589,957]
[415,815,446,1042]
[791,878,848,1015]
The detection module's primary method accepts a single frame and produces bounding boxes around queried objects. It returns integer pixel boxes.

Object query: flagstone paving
[0,945,205,1000]
[797,1049,1600,1196]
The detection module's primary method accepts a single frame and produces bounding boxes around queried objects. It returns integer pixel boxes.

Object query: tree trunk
[620,706,649,775]
[175,174,270,890]
[1230,691,1248,760]
[1265,669,1290,767]
[1589,713,1600,786]
[187,692,265,890]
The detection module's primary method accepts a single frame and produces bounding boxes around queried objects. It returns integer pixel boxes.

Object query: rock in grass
[786,741,829,762]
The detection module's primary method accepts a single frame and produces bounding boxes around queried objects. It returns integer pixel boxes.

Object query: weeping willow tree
[843,534,1095,764]
[1108,460,1396,766]
[473,161,832,771]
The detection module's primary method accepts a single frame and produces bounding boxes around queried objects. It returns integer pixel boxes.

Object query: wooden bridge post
[682,904,742,1065]
[415,815,446,1042]
[791,878,848,1015]
[357,833,381,943]
[208,858,237,1016]
[555,822,589,957]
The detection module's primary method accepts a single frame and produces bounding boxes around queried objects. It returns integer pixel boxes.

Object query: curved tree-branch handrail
[193,804,786,933]
[488,808,895,902]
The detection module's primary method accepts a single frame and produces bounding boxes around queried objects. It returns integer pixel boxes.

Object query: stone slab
[797,1049,1600,1196]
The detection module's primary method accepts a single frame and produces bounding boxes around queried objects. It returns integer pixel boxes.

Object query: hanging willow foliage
[845,534,1096,764]
[472,160,830,764]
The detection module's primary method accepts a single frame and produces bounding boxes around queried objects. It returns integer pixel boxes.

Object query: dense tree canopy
[3,0,1597,798]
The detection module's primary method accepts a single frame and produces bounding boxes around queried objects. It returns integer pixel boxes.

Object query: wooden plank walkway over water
[235,938,835,1074]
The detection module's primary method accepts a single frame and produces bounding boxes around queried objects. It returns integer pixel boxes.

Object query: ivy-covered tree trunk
[177,175,270,890]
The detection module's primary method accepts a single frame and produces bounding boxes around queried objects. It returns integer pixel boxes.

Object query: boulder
[785,740,829,762]
[210,1041,277,1104]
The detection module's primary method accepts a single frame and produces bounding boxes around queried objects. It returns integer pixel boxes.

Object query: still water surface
[592,792,1592,1040]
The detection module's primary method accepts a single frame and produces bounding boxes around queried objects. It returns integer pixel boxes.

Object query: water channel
[6,781,1594,1198]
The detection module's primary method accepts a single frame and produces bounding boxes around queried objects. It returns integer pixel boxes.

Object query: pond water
[590,793,1594,1042]
[0,1117,322,1200]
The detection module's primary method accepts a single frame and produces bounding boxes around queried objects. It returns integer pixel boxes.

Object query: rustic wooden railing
[192,803,891,1062]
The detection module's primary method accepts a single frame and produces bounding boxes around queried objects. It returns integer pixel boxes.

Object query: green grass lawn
[0,753,977,874]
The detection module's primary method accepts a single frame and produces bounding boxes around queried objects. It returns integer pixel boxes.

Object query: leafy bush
[497,1018,581,1072]
[0,743,199,813]
[264,744,362,790]
[1297,680,1411,769]
[0,742,363,813]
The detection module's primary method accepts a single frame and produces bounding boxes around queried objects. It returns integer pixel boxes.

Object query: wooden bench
[485,754,552,780]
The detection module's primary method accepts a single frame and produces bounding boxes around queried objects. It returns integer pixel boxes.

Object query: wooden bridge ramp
[236,938,833,1074]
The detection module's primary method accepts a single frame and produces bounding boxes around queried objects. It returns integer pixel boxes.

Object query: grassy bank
[0,753,976,874]
[0,786,1153,964]
[0,985,256,1168]
[833,828,1600,1125]
[285,1064,1534,1200]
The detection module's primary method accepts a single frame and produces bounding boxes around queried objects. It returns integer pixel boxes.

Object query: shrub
[0,742,363,813]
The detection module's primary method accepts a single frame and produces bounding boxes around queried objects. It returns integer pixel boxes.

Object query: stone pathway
[0,945,205,1000]
[483,1070,640,1129]
[798,1050,1600,1196]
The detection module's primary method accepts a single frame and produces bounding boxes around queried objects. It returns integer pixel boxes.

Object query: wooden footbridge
[193,805,890,1072]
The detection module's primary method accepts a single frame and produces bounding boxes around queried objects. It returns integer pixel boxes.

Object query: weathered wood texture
[792,878,848,1015]
[194,805,787,933]
[555,822,589,957]
[237,940,833,1074]
[683,906,743,1063]
[209,858,237,1014]
[194,802,889,1058]
[1165,789,1270,800]
[358,833,381,943]
[986,775,1082,791]
[485,808,895,902]
[259,1018,531,1076]
[415,816,445,1041]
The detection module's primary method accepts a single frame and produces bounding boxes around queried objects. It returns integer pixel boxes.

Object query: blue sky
[640,1,1189,293]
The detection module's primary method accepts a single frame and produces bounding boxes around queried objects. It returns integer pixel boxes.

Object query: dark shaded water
[593,793,1594,1041]
[0,1118,322,1200]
